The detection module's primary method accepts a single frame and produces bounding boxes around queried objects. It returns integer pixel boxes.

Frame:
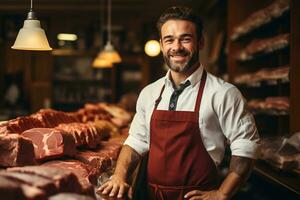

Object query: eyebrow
[162,33,193,41]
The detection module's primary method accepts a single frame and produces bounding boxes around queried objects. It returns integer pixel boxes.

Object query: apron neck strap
[194,70,207,112]
[154,85,165,109]
[154,70,207,111]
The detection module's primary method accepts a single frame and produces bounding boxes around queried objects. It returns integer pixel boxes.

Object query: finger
[109,184,120,197]
[184,190,203,198]
[117,185,125,198]
[99,181,110,191]
[102,184,113,195]
[127,187,133,199]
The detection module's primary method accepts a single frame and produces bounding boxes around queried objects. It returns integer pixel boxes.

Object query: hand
[97,174,130,199]
[184,189,228,200]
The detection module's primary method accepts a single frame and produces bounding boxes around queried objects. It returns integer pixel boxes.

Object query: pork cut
[0,134,36,167]
[21,128,77,161]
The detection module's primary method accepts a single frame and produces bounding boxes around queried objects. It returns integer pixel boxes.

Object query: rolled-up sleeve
[216,86,260,159]
[124,89,149,156]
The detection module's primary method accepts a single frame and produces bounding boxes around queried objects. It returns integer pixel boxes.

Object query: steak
[7,166,83,194]
[0,134,36,167]
[21,128,77,161]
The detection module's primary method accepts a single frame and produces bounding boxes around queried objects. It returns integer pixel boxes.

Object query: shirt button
[170,103,175,108]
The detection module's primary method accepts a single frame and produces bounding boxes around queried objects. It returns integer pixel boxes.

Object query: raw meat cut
[0,134,36,167]
[21,128,76,161]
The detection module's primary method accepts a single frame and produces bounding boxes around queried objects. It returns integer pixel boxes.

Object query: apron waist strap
[148,183,205,200]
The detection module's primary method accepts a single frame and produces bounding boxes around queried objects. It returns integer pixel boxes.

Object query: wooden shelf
[231,1,290,41]
[254,160,300,195]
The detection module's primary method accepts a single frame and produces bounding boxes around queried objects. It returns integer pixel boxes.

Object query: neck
[170,62,200,87]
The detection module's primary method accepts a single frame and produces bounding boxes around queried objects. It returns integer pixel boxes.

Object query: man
[98,6,259,200]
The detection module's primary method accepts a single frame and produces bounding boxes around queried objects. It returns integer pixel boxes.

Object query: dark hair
[157,6,203,39]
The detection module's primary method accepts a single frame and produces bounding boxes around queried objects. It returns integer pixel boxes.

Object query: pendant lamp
[98,0,121,63]
[11,0,52,51]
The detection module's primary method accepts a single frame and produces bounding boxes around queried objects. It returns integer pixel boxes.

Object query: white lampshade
[99,41,121,63]
[92,54,113,68]
[144,40,160,57]
[11,19,52,51]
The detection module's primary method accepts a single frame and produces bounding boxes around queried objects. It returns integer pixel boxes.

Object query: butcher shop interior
[0,0,299,199]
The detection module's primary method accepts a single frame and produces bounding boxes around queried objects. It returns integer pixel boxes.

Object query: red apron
[147,71,219,200]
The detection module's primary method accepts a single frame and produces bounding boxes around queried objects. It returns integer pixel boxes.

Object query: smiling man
[98,6,259,200]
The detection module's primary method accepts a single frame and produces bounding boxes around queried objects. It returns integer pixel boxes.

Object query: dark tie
[169,80,191,110]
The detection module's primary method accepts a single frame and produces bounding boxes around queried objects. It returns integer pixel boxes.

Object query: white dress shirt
[124,65,260,166]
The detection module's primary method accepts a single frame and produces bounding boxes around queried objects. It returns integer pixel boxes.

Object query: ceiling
[0,0,220,18]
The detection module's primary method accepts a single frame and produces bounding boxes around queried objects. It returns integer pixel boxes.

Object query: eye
[164,39,173,44]
[181,37,192,42]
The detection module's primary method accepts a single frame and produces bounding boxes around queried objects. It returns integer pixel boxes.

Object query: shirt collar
[164,64,204,88]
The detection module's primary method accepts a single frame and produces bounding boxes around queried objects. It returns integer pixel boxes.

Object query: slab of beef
[75,104,112,123]
[31,109,79,128]
[56,122,103,149]
[0,176,26,200]
[93,119,118,139]
[43,160,98,196]
[75,150,112,173]
[49,193,95,200]
[98,103,132,128]
[231,0,290,40]
[0,134,36,167]
[237,33,290,61]
[21,128,76,161]
[0,116,45,134]
[0,171,57,196]
[265,97,289,110]
[99,141,122,161]
[7,166,83,194]
[0,175,47,200]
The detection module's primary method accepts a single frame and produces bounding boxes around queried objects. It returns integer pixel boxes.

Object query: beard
[163,48,199,73]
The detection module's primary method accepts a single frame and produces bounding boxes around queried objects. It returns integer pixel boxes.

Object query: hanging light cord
[107,0,111,43]
[27,0,36,19]
[30,0,33,11]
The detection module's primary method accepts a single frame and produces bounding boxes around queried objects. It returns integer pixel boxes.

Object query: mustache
[168,49,189,56]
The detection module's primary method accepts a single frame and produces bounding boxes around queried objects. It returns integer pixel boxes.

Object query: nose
[171,39,183,52]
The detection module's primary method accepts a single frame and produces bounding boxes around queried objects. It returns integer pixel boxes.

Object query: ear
[159,38,164,51]
[198,36,204,50]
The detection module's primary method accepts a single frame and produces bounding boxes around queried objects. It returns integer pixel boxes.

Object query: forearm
[219,156,255,199]
[114,145,142,181]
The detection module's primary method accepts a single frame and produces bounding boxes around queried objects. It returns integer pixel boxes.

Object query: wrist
[112,172,126,181]
[218,189,230,200]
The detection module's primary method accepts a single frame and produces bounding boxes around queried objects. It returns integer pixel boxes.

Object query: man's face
[160,20,203,73]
